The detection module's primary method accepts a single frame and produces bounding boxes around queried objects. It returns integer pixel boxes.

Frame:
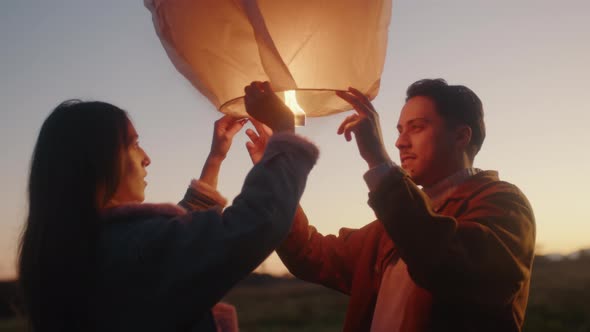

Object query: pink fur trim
[212,302,239,332]
[101,202,187,221]
[189,179,228,207]
[267,132,320,162]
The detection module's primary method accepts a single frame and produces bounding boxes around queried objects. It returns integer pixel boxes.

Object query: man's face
[395,96,458,187]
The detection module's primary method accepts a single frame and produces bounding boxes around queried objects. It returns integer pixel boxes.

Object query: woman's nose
[142,150,151,167]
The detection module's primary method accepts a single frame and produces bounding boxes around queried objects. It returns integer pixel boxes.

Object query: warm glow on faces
[395,96,461,187]
[109,122,151,205]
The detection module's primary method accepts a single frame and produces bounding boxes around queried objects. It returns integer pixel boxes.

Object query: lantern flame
[284,90,306,126]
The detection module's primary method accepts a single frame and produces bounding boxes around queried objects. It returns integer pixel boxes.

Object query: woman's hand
[209,115,248,161]
[200,115,247,188]
[245,118,273,164]
[244,81,294,133]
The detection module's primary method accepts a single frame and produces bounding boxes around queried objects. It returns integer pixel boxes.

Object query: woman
[18,82,317,331]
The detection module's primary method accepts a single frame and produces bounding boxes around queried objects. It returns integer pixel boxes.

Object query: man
[247,79,536,331]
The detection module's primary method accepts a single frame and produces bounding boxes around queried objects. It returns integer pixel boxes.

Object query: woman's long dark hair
[18,100,130,331]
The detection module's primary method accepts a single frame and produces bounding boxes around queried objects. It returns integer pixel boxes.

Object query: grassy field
[1,254,589,331]
[223,278,348,332]
[226,255,590,332]
[522,255,590,332]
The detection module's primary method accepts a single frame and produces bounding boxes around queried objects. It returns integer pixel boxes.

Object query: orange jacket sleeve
[276,205,375,294]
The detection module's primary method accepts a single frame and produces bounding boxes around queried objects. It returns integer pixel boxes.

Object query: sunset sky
[1,0,589,278]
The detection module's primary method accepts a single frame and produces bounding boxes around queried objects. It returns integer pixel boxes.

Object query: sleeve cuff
[363,160,398,192]
[262,132,320,165]
[179,179,228,212]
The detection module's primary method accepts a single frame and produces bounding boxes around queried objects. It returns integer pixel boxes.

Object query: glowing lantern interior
[145,0,392,121]
[284,90,306,126]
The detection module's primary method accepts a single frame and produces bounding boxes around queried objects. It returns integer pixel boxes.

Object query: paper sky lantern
[145,0,392,124]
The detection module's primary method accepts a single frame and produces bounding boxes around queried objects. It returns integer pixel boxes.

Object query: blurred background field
[1,251,589,332]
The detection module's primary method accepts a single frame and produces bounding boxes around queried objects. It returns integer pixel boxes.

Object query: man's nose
[395,133,410,150]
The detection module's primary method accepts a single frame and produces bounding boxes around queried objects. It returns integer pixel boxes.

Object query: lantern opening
[284,90,306,126]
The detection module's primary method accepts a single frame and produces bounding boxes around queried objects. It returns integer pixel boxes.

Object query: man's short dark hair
[406,78,485,158]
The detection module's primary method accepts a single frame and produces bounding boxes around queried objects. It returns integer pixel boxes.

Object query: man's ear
[455,125,472,149]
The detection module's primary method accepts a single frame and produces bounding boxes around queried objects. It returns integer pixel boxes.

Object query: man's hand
[245,118,273,164]
[244,81,294,133]
[336,88,390,168]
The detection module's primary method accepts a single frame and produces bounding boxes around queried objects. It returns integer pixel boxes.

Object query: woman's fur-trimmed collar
[101,203,187,222]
